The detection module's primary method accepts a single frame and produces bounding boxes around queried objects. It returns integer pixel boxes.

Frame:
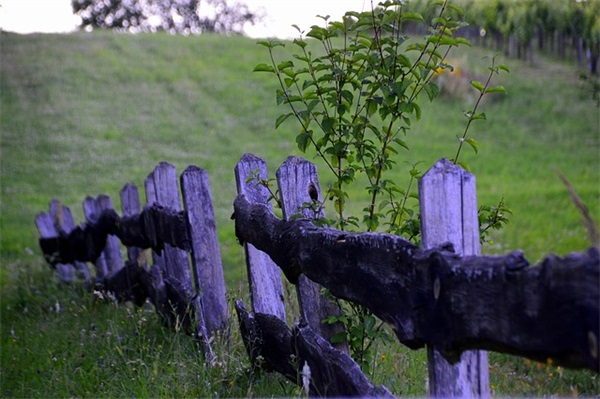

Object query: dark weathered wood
[49,201,92,281]
[38,204,190,265]
[181,165,229,335]
[98,260,151,306]
[35,209,77,282]
[276,156,347,351]
[235,300,297,382]
[50,201,86,280]
[96,195,124,274]
[294,323,393,397]
[234,153,286,320]
[419,159,489,398]
[233,194,600,372]
[235,298,392,397]
[145,174,166,275]
[83,196,110,278]
[149,162,194,296]
[120,183,145,266]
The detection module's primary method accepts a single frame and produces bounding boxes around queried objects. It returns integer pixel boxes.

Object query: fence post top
[120,183,137,193]
[182,164,207,176]
[280,155,309,166]
[423,158,473,178]
[237,153,265,165]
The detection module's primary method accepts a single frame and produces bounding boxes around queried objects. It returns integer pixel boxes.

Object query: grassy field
[1,31,598,397]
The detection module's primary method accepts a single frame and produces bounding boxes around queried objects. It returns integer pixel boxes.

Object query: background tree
[72,0,260,35]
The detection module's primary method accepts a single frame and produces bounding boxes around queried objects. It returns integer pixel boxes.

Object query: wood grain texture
[181,165,229,334]
[276,156,347,352]
[419,159,489,398]
[234,153,286,320]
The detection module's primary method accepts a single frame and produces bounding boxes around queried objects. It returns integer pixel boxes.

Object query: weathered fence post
[83,196,123,277]
[419,158,490,398]
[50,200,91,281]
[35,201,79,282]
[144,173,167,293]
[181,165,229,335]
[120,183,146,266]
[234,153,286,320]
[276,156,348,351]
[147,162,194,297]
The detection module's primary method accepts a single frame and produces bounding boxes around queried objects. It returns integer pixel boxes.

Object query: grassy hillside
[1,31,598,397]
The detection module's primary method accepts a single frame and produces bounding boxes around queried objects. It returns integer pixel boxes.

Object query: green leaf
[366,98,378,117]
[470,112,487,121]
[257,39,284,49]
[498,64,510,73]
[394,137,409,150]
[283,77,294,88]
[330,332,347,344]
[275,112,293,129]
[402,12,424,22]
[274,90,284,105]
[277,60,293,71]
[423,82,440,101]
[296,132,311,152]
[465,137,479,154]
[413,102,422,121]
[256,40,272,48]
[253,63,275,73]
[456,160,471,171]
[485,85,507,95]
[322,116,336,134]
[293,38,307,49]
[470,80,485,92]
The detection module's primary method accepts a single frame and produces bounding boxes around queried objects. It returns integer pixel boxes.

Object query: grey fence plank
[120,183,145,266]
[181,165,229,334]
[35,207,77,282]
[48,200,92,281]
[83,196,123,276]
[83,197,110,279]
[276,156,347,351]
[145,174,166,272]
[234,153,286,320]
[144,173,169,316]
[148,162,194,297]
[419,158,490,398]
[96,195,123,274]
[53,204,92,282]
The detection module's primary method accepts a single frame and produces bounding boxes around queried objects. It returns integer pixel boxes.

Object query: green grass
[1,31,598,397]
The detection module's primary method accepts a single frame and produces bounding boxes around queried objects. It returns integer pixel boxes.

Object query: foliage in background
[405,0,600,75]
[72,0,260,34]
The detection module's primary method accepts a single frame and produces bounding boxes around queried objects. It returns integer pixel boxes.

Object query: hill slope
[1,31,598,273]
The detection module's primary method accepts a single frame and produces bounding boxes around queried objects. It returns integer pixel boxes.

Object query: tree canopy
[72,0,260,35]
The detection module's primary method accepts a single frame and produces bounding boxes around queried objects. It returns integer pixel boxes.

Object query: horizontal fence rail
[233,181,600,373]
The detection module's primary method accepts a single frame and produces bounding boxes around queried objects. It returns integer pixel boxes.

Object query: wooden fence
[36,156,599,397]
[36,162,229,359]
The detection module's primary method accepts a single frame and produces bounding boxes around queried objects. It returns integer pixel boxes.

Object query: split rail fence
[36,155,599,398]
